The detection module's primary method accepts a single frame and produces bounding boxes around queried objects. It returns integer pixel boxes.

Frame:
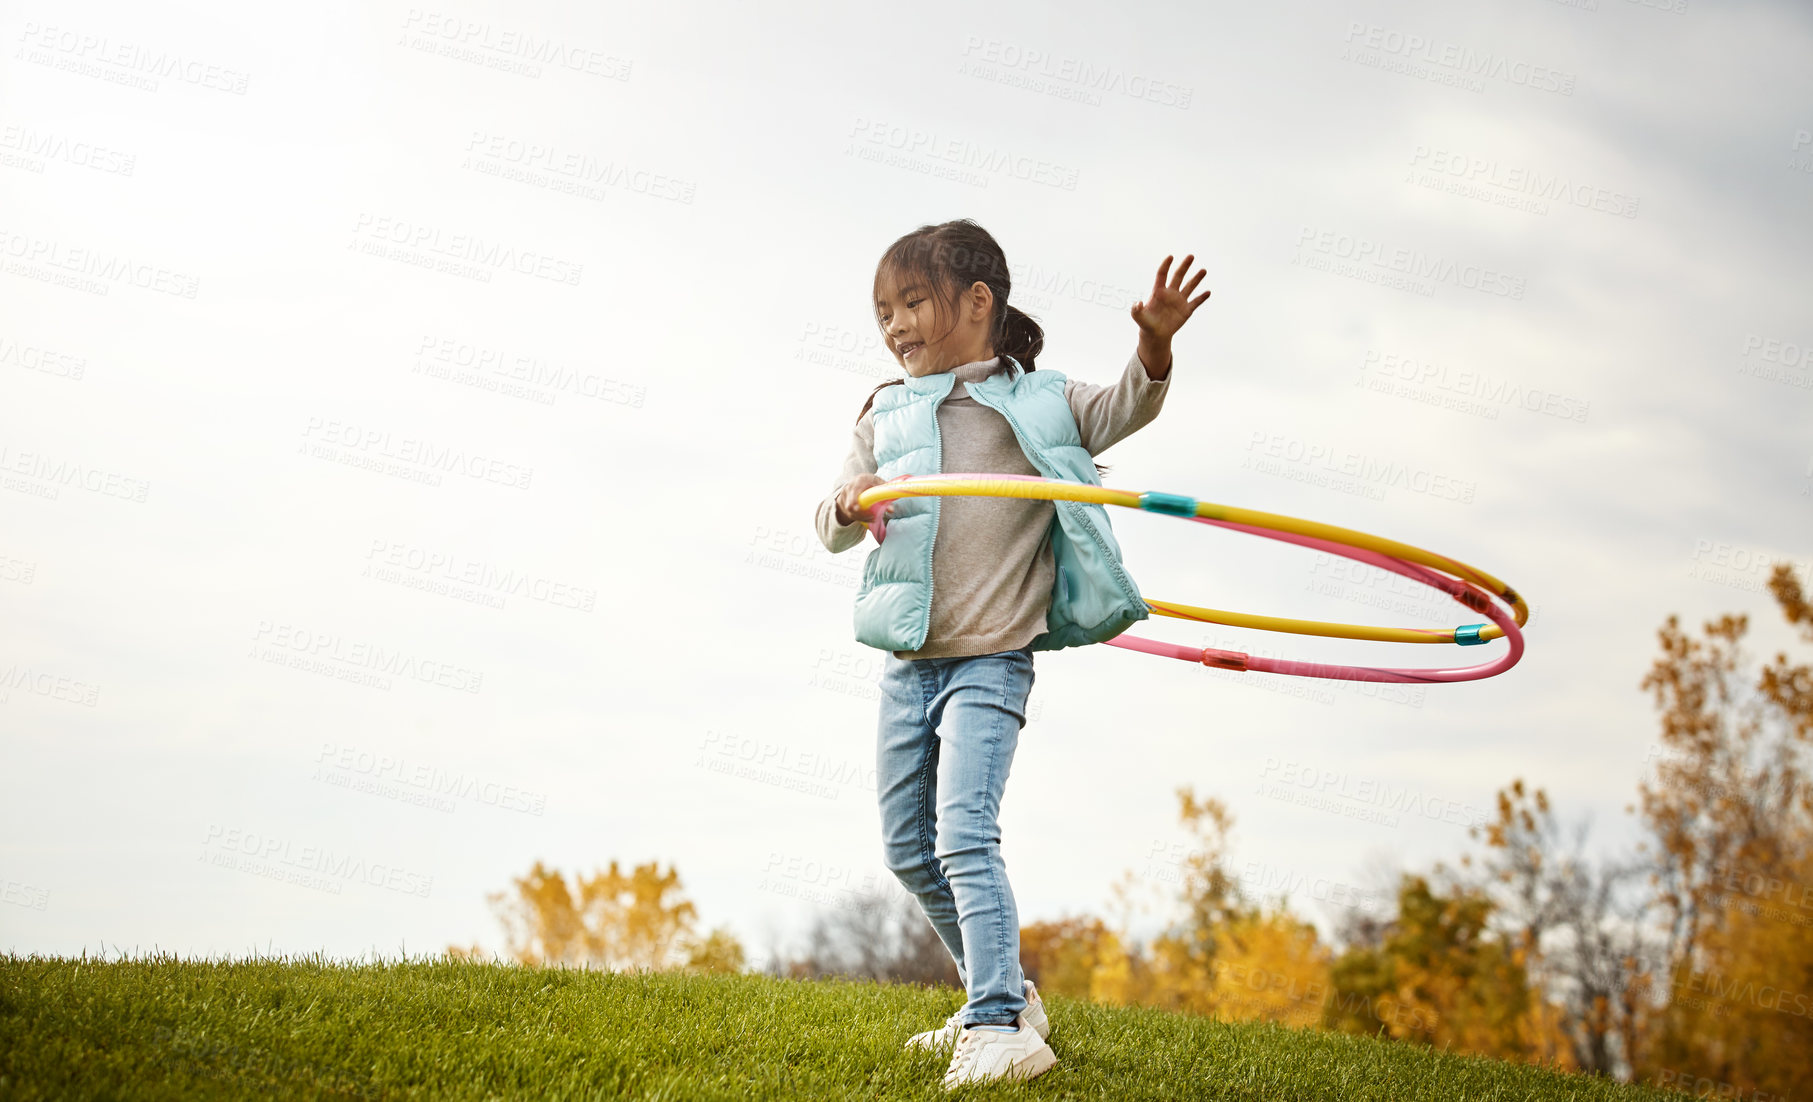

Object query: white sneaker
[905,980,1050,1052]
[940,1018,1057,1090]
[1019,978,1051,1041]
[905,1010,965,1053]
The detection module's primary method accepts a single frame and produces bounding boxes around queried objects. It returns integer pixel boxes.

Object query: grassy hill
[0,954,1693,1100]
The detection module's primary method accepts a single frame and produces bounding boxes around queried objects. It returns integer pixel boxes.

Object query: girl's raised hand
[1130,254,1211,340]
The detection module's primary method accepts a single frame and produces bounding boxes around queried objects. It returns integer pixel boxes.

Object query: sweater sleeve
[814,413,879,554]
[1065,350,1172,456]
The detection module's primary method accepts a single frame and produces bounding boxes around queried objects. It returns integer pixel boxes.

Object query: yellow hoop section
[855,475,1530,645]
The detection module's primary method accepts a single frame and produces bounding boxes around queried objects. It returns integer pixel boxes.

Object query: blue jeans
[876,645,1035,1027]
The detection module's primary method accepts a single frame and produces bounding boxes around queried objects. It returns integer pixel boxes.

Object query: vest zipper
[921,385,945,652]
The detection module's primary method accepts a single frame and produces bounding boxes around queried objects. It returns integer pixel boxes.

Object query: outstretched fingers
[1169,254,1196,291]
[1142,252,1212,323]
[1151,255,1174,300]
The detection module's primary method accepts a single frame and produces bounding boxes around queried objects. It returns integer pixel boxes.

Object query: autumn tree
[1324,872,1550,1061]
[1020,913,1119,1002]
[469,858,745,974]
[1120,788,1245,1015]
[1060,786,1335,1025]
[771,890,959,987]
[1001,566,1813,1089]
[1465,779,1658,1075]
[1202,906,1333,1029]
[1632,563,1813,1097]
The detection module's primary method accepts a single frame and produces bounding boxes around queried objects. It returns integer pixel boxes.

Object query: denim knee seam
[916,744,952,896]
[988,654,1013,988]
[914,661,954,898]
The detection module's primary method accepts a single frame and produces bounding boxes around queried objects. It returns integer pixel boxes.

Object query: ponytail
[996,303,1044,372]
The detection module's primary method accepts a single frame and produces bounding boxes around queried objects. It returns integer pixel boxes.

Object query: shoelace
[943,1029,989,1080]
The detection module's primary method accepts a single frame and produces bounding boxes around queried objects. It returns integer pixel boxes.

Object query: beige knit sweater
[814,351,1171,660]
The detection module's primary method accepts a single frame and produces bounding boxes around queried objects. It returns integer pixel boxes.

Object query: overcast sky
[3,0,1810,967]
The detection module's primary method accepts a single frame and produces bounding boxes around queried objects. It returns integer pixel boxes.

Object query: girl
[813,219,1209,1089]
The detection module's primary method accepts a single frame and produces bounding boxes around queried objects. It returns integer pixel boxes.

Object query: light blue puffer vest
[853,355,1149,653]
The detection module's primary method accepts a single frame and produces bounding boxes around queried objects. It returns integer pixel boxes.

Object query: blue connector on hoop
[1454,624,1489,646]
[1138,491,1198,517]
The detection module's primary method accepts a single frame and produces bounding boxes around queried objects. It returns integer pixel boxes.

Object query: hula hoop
[854,473,1527,684]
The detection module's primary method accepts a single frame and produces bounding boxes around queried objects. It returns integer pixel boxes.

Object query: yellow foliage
[1205,909,1333,1030]
[1631,563,1813,1092]
[1020,915,1113,1000]
[683,925,748,975]
[1088,928,1137,1007]
[1005,564,1812,1090]
[478,858,744,974]
[1021,787,1335,1030]
[1647,846,1813,1099]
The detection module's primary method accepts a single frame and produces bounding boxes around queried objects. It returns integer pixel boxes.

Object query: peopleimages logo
[1342,23,1576,96]
[0,335,86,381]
[956,36,1193,109]
[1408,146,1639,218]
[249,619,486,694]
[13,22,251,94]
[1360,350,1591,422]
[1791,129,1813,174]
[200,825,432,898]
[0,123,137,176]
[1009,261,1142,312]
[461,132,695,205]
[398,10,633,80]
[0,663,100,707]
[348,213,583,286]
[1736,332,1813,389]
[314,742,547,815]
[846,117,1080,191]
[1687,539,1813,594]
[1244,431,1478,504]
[413,336,646,409]
[1258,757,1489,828]
[0,442,150,502]
[298,416,534,491]
[1294,226,1526,300]
[0,228,200,299]
[362,537,597,613]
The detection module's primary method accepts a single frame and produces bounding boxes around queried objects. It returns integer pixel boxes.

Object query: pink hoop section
[1103,515,1524,683]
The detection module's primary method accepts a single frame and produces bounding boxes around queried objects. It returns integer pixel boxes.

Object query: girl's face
[875,268,994,378]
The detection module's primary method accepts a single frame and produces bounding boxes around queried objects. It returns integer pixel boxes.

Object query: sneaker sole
[1010,1045,1057,1081]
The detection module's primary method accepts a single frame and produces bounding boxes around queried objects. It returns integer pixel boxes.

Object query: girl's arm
[1066,351,1172,456]
[815,414,879,554]
[1068,252,1209,456]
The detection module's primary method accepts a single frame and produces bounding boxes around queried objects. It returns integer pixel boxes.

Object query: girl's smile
[875,269,996,378]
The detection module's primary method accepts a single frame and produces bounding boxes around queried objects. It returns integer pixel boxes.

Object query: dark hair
[856,219,1043,423]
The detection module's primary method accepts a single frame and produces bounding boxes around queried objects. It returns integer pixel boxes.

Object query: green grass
[0,954,1694,1100]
